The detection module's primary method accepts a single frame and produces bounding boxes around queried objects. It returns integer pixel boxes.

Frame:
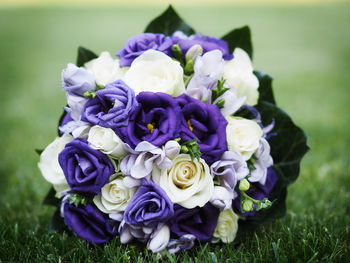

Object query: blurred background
[0,0,349,261]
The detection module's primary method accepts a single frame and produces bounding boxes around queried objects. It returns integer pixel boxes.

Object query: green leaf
[221,26,253,59]
[256,101,310,187]
[76,46,98,67]
[255,70,276,105]
[42,187,60,207]
[144,5,195,36]
[35,149,43,155]
[49,207,69,233]
[57,108,67,136]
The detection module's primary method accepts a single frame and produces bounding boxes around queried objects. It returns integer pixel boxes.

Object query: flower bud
[239,179,250,191]
[243,200,254,212]
[185,44,203,62]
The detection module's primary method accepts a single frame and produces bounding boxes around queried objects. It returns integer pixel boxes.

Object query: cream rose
[93,177,136,214]
[223,48,259,106]
[87,125,126,158]
[84,51,126,86]
[213,208,238,243]
[38,134,73,197]
[225,116,263,160]
[159,154,214,209]
[123,49,185,96]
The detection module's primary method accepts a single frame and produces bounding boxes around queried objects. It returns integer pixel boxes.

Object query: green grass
[0,4,350,262]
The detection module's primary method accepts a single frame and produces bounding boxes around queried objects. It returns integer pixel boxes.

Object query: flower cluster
[38,20,282,253]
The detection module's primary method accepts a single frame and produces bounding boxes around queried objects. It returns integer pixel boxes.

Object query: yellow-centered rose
[159,154,214,209]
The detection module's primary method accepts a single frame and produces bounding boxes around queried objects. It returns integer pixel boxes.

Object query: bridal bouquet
[38,6,308,253]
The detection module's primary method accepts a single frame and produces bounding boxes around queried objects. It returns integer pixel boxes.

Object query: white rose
[93,177,136,214]
[84,51,126,86]
[213,208,238,243]
[159,154,214,209]
[225,116,263,160]
[38,134,73,197]
[87,125,126,158]
[223,48,259,105]
[124,49,185,96]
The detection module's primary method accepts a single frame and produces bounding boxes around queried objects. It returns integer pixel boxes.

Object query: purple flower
[117,92,182,148]
[233,167,278,217]
[82,80,139,130]
[58,139,114,196]
[62,63,96,96]
[62,200,118,244]
[173,34,233,60]
[124,180,174,227]
[169,203,220,243]
[117,33,173,67]
[176,94,228,164]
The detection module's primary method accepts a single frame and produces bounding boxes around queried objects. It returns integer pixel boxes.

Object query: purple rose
[117,92,182,148]
[169,203,220,242]
[58,139,114,196]
[233,167,278,217]
[81,80,139,130]
[116,33,173,67]
[173,34,233,60]
[62,201,118,244]
[124,180,174,227]
[176,94,228,164]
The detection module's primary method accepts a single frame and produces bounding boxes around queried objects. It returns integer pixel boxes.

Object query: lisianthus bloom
[62,200,118,244]
[62,63,96,96]
[82,80,139,130]
[169,203,220,242]
[124,180,174,227]
[117,92,182,148]
[172,33,233,60]
[117,33,173,67]
[176,94,228,164]
[58,139,114,196]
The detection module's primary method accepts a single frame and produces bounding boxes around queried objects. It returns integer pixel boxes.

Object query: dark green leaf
[76,46,98,67]
[42,187,60,207]
[221,26,253,59]
[255,70,276,105]
[49,207,69,233]
[35,149,43,155]
[57,107,67,136]
[256,101,310,187]
[144,5,195,36]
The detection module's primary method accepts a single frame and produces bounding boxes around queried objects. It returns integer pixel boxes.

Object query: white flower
[159,154,214,209]
[93,177,136,214]
[212,208,238,243]
[147,224,170,253]
[124,49,185,96]
[85,51,126,86]
[223,48,259,105]
[38,134,73,197]
[87,125,126,158]
[225,116,263,160]
[210,186,234,211]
